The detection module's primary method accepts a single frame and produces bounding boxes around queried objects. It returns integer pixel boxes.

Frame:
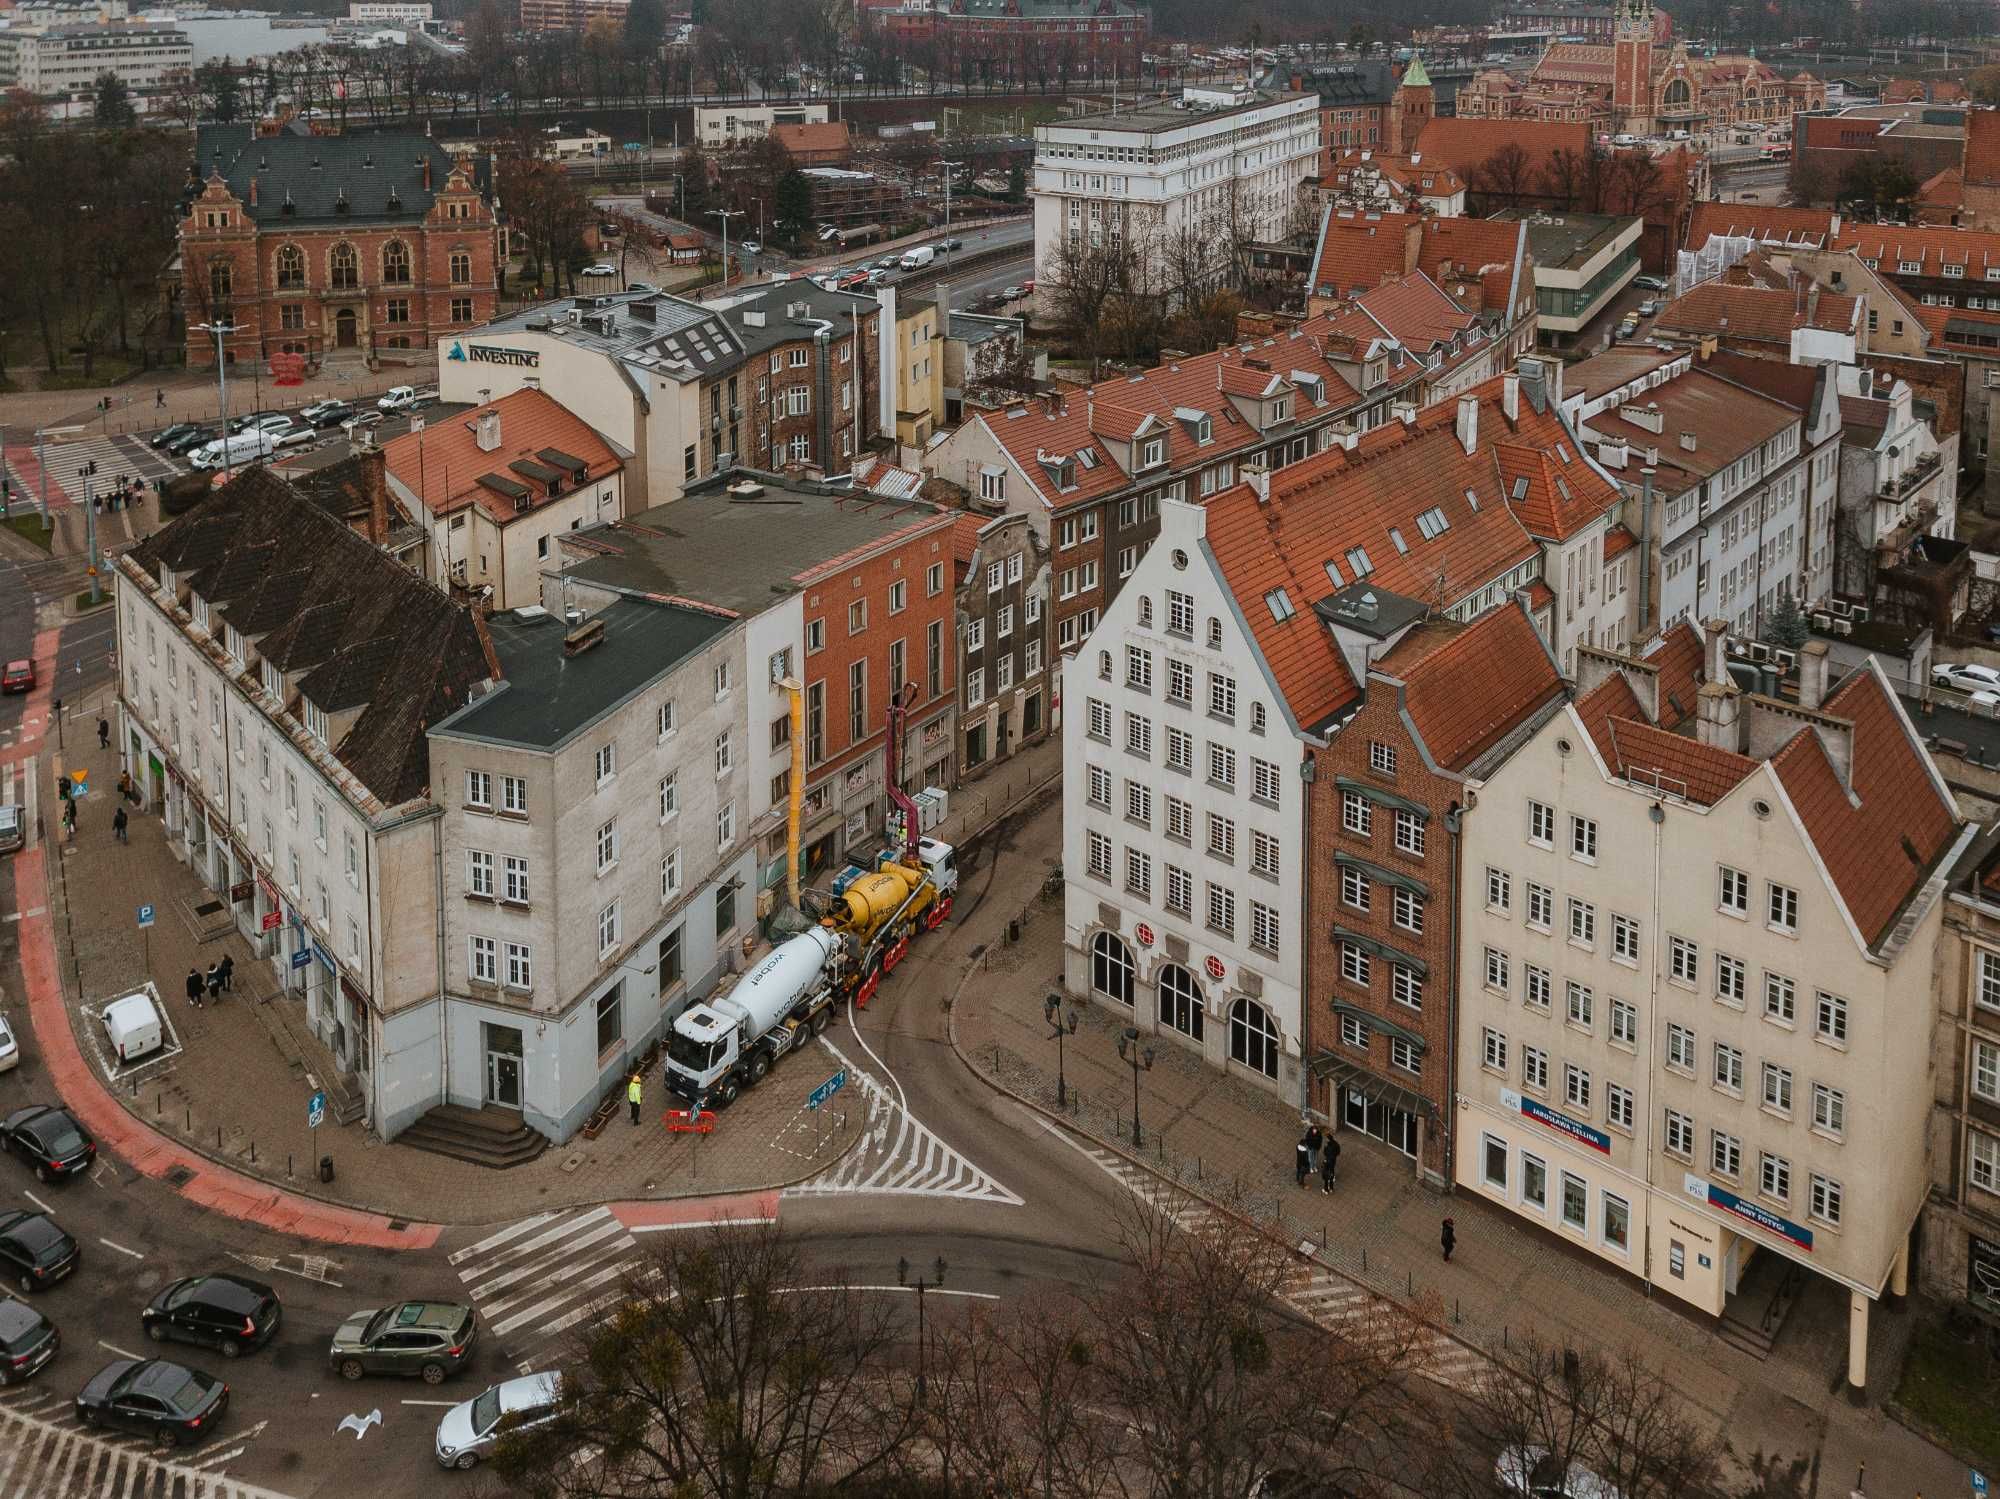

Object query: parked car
[1637,299,1661,316]
[377,386,419,412]
[1496,1445,1622,1498]
[101,991,164,1066]
[1633,274,1668,291]
[1616,314,1639,338]
[739,240,761,255]
[0,808,18,858]
[229,413,293,436]
[189,431,275,471]
[163,426,216,456]
[301,400,354,430]
[0,1210,78,1293]
[0,1106,95,1183]
[1001,285,1025,301]
[329,1301,479,1384]
[1934,662,2000,695]
[342,411,385,435]
[0,1015,17,1070]
[434,1371,561,1469]
[938,237,962,252]
[143,1274,281,1359]
[149,423,200,451]
[0,1297,58,1384]
[76,1359,228,1447]
[1,660,32,695]
[580,262,617,277]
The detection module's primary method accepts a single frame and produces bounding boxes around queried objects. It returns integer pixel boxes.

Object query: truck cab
[665,1006,737,1098]
[914,836,958,895]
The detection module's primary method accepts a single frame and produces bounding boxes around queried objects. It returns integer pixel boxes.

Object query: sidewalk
[952,896,1967,1494]
[0,362,426,445]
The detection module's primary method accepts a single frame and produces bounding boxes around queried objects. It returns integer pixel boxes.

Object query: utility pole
[33,424,84,529]
[940,158,962,230]
[711,207,742,286]
[191,320,239,481]
[80,460,101,605]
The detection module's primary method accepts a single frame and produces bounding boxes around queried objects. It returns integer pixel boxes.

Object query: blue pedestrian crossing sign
[136,904,155,929]
[307,1089,326,1129]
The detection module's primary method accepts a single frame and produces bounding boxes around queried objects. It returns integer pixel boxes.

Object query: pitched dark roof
[126,466,495,808]
[191,123,490,227]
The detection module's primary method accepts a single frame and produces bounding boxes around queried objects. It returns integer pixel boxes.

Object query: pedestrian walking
[627,1071,643,1125]
[1322,1136,1341,1194]
[205,962,222,1002]
[1441,1217,1456,1262]
[185,968,204,1010]
[217,954,234,992]
[112,806,127,843]
[118,770,135,804]
[96,717,109,749]
[155,389,165,409]
[62,798,76,841]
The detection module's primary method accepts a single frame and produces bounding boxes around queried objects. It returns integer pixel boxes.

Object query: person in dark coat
[185,968,204,1009]
[216,954,234,993]
[1304,1122,1325,1164]
[1321,1135,1341,1193]
[1294,1136,1312,1187]
[96,718,109,749]
[205,962,222,1001]
[1441,1217,1457,1262]
[112,806,127,843]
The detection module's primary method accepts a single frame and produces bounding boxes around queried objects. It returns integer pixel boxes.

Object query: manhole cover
[386,1219,409,1232]
[192,900,225,918]
[165,1165,196,1188]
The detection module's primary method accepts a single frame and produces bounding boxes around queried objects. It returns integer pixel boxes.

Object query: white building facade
[0,20,190,111]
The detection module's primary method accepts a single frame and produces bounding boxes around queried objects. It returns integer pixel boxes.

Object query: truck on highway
[898,245,936,271]
[663,839,957,1105]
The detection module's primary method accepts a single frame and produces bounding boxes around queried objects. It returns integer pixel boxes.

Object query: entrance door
[334,308,358,348]
[484,1025,523,1109]
[1386,1108,1418,1158]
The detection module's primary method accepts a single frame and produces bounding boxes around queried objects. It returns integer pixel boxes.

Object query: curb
[941,937,1499,1392]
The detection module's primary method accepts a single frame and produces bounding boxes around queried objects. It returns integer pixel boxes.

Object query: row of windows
[806,567,946,654]
[1082,829,1281,952]
[1087,933,1281,1078]
[1083,772,1282,877]
[1338,793,1427,857]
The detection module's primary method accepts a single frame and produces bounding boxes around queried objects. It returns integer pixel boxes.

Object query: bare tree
[1044,232,1137,378]
[1469,142,1535,212]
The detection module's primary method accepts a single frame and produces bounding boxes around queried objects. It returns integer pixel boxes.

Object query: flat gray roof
[435,596,733,749]
[559,471,943,616]
[1046,89,1307,134]
[1518,212,1636,269]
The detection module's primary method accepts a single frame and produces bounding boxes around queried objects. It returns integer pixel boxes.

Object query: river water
[156,13,335,64]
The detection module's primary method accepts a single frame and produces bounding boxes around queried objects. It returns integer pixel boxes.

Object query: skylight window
[1076,448,1098,469]
[1266,588,1296,622]
[1416,507,1450,540]
[1346,546,1374,578]
[1464,487,1480,511]
[1511,477,1530,502]
[1555,476,1572,502]
[1556,443,1572,464]
[1389,528,1409,554]
[1324,559,1345,588]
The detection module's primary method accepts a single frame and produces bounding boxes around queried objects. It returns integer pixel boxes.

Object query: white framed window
[1125,848,1152,899]
[1165,865,1192,916]
[1568,814,1597,861]
[1483,1027,1508,1071]
[501,776,527,815]
[1610,1086,1635,1136]
[598,902,621,959]
[1524,966,1551,1011]
[1340,1013,1372,1050]
[1251,831,1279,878]
[1759,1151,1791,1203]
[1978,1040,2000,1103]
[1251,757,1281,804]
[1611,997,1637,1047]
[595,742,616,785]
[1566,981,1594,1030]
[504,941,533,990]
[1612,914,1639,963]
[1207,813,1235,861]
[1207,742,1236,789]
[1340,943,1371,986]
[1526,883,1553,930]
[1719,865,1749,916]
[467,849,494,897]
[1208,672,1237,722]
[1711,1130,1742,1179]
[1567,898,1595,946]
[1523,1045,1549,1091]
[1392,888,1423,935]
[502,856,527,904]
[1086,830,1112,880]
[659,773,679,821]
[1761,1062,1793,1114]
[465,770,491,809]
[1978,950,2000,1012]
[1601,1191,1630,1253]
[714,730,733,777]
[1482,1133,1507,1189]
[1395,811,1425,857]
[1166,727,1193,774]
[1486,867,1512,912]
[1527,800,1554,846]
[1250,901,1279,953]
[1560,1173,1588,1232]
[1810,1174,1843,1226]
[1669,936,1699,985]
[469,935,497,983]
[1206,883,1235,937]
[1975,1132,2000,1195]
[1125,781,1153,826]
[1125,713,1152,758]
[1713,1042,1744,1094]
[1816,990,1849,1045]
[1341,865,1369,910]
[1666,1022,1696,1072]
[1392,966,1422,1010]
[1564,1062,1591,1112]
[716,801,736,848]
[1664,1109,1694,1158]
[1767,882,1798,934]
[661,847,682,901]
[1813,1081,1846,1135]
[1369,741,1396,775]
[1166,796,1192,842]
[1716,953,1747,1007]
[1342,793,1372,837]
[1764,972,1796,1025]
[1484,946,1511,993]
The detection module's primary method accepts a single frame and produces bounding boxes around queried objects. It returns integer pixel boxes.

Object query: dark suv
[143,1274,281,1359]
[329,1301,478,1384]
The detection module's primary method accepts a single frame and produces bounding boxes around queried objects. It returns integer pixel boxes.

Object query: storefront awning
[1309,1050,1436,1122]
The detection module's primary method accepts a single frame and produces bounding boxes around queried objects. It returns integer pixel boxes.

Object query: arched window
[1158,962,1203,1040]
[1228,997,1278,1078]
[208,258,232,303]
[329,242,358,290]
[382,239,411,284]
[1663,78,1690,107]
[275,244,305,289]
[1091,931,1134,1005]
[449,250,471,283]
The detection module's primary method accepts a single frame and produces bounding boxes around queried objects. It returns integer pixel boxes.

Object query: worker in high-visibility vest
[628,1071,643,1126]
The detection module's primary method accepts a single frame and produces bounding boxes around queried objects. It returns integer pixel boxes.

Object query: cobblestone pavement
[953,839,1967,1494]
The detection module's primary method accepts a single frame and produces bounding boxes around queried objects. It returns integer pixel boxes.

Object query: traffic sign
[136,904,155,929]
[290,947,310,971]
[1973,1469,1988,1498]
[808,1069,847,1110]
[69,769,88,800]
[307,1089,326,1130]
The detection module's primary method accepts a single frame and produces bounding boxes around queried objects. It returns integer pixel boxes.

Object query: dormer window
[159,563,175,595]
[1270,398,1290,423]
[190,594,209,632]
[261,661,284,702]
[225,625,245,665]
[1140,436,1166,469]
[302,698,329,744]
[1198,415,1212,443]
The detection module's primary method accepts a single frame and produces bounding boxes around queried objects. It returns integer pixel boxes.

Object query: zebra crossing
[1033,1119,1489,1393]
[448,1205,650,1371]
[0,1386,286,1499]
[784,1037,1023,1206]
[11,433,184,505]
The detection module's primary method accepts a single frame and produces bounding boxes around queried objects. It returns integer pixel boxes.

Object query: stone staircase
[1718,1259,1805,1360]
[397,1104,549,1169]
[249,991,364,1125]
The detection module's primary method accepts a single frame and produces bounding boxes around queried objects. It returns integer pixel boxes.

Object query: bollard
[1197,1155,1202,1180]
[185,1106,190,1132]
[287,1154,293,1178]
[1320,1224,1326,1249]
[216,1125,222,1149]
[155,1094,161,1116]
[1504,1325,1509,1349]
[1454,1298,1460,1324]
[1362,1246,1367,1271]
[1407,1270,1413,1295]
[250,1141,255,1163]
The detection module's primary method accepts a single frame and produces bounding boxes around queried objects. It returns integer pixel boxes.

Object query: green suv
[328,1301,478,1385]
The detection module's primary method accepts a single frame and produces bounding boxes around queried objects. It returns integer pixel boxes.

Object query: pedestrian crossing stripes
[0,1388,289,1498]
[784,1039,1023,1205]
[1028,1116,1489,1394]
[8,434,182,509]
[448,1205,650,1371]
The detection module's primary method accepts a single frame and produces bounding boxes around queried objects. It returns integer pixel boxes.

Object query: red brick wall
[1307,687,1460,1180]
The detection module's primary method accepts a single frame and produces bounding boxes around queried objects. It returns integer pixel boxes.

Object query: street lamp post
[1116,1026,1155,1148]
[1044,992,1078,1107]
[711,207,742,286]
[190,320,239,482]
[78,459,100,605]
[896,1254,947,1402]
[940,158,962,230]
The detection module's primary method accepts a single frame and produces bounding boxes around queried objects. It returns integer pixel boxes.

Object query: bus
[1760,142,1791,161]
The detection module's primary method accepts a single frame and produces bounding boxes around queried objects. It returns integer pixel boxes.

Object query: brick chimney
[1696,679,1742,751]
[1797,638,1830,711]
[1702,616,1729,686]
[247,177,258,207]
[360,446,390,545]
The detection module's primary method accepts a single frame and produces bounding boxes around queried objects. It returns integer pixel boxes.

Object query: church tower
[1388,53,1434,155]
[1612,0,1655,134]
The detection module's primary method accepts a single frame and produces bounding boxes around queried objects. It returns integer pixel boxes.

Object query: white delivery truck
[898,245,936,271]
[101,987,164,1064]
[190,430,275,470]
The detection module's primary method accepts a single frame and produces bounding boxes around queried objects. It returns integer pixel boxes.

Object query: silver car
[0,805,20,855]
[0,1015,17,1073]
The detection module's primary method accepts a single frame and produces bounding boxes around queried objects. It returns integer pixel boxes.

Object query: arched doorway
[1228,997,1279,1078]
[334,308,358,348]
[1090,930,1134,1005]
[1157,962,1203,1041]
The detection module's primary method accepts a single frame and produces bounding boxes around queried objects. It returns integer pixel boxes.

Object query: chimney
[1502,371,1520,424]
[1696,679,1742,751]
[422,156,432,191]
[1244,461,1271,504]
[248,176,258,207]
[1797,638,1830,711]
[1518,359,1546,412]
[1702,616,1729,686]
[1455,393,1479,455]
[360,446,390,545]
[475,409,501,452]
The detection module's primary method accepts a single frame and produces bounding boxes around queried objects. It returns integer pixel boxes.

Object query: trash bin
[318,1155,334,1183]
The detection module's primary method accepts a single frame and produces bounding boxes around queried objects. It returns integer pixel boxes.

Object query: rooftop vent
[726,480,767,498]
[563,616,606,656]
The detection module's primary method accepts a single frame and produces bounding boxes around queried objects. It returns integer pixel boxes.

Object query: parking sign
[136,904,155,929]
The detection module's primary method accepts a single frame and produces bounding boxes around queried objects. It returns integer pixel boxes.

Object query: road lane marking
[96,1238,142,1260]
[630,1216,776,1232]
[21,1191,51,1214]
[399,1399,458,1407]
[95,1341,142,1360]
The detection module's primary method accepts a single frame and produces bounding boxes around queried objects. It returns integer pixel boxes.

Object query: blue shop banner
[1503,1088,1611,1154]
[1684,1174,1814,1251]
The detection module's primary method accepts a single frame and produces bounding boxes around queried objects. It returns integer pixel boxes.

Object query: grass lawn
[1893,1314,2000,1469]
[1,513,53,550]
[73,588,112,612]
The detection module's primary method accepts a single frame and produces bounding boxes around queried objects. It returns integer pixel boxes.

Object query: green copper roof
[1401,53,1431,88]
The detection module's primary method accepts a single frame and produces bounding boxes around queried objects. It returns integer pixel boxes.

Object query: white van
[190,430,275,470]
[898,245,936,271]
[101,990,163,1064]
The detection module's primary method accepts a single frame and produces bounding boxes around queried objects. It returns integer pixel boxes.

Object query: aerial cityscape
[3,0,2000,1493]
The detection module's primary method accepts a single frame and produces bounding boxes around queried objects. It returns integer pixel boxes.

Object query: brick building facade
[179,121,501,368]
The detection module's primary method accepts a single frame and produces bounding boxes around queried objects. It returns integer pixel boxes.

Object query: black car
[302,400,354,430]
[164,426,215,456]
[0,1105,95,1183]
[143,1275,280,1359]
[0,1211,79,1293]
[150,423,199,451]
[0,1297,58,1384]
[76,1359,227,1447]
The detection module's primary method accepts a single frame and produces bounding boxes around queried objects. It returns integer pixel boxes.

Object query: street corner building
[1453,619,1967,1400]
[177,118,502,369]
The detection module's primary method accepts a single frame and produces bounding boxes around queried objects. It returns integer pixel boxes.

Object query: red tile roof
[949,511,987,574]
[1310,208,1421,297]
[1418,216,1528,317]
[1642,620,1706,728]
[1835,222,2000,277]
[380,388,622,525]
[1601,523,1637,560]
[1685,203,1839,250]
[1494,428,1619,542]
[1355,273,1491,368]
[1395,603,1563,770]
[1407,117,1591,186]
[1576,366,1795,494]
[1606,717,1759,803]
[1770,662,1959,946]
[769,121,851,157]
[1654,281,1859,345]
